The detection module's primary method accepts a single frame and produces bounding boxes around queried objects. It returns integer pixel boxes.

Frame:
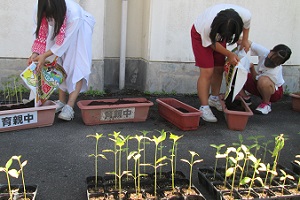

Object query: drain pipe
[119,0,128,90]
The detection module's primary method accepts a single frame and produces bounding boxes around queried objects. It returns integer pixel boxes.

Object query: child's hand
[228,52,240,66]
[27,53,39,66]
[239,40,251,52]
[32,54,47,72]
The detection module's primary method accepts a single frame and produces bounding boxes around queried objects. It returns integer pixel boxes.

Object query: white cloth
[193,4,251,47]
[33,0,95,93]
[250,42,284,89]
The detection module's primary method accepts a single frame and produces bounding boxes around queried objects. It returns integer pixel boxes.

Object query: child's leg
[67,79,83,108]
[197,68,214,106]
[59,89,67,104]
[256,76,275,104]
[211,66,224,96]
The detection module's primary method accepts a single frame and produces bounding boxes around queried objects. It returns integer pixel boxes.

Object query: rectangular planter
[156,98,202,131]
[290,93,300,112]
[0,100,56,133]
[220,95,253,131]
[77,98,153,125]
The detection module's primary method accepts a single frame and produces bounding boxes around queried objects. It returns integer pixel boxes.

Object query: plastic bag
[224,48,250,102]
[20,57,67,106]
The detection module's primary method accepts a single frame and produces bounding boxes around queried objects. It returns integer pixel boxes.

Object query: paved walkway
[0,93,299,199]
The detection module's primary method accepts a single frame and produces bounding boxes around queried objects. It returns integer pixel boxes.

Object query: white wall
[1,0,298,64]
[147,0,299,65]
[0,0,299,92]
[0,0,104,60]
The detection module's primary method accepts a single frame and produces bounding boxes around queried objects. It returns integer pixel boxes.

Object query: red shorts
[191,25,226,68]
[243,73,283,102]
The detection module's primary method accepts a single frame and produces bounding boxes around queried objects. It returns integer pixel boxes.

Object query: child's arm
[210,42,239,66]
[239,28,251,52]
[249,63,257,80]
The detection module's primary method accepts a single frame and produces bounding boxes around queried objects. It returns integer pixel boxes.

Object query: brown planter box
[156,98,202,131]
[220,95,253,131]
[290,93,300,112]
[0,100,56,133]
[77,98,153,125]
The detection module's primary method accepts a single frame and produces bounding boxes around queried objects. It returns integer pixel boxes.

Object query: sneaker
[255,103,271,115]
[58,105,74,121]
[243,97,252,106]
[208,98,223,111]
[200,107,218,122]
[55,100,65,113]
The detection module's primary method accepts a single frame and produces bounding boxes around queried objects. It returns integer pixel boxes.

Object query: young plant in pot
[239,155,266,199]
[210,143,226,180]
[270,134,285,184]
[180,150,203,197]
[86,133,107,194]
[127,151,148,199]
[105,133,129,199]
[0,156,36,200]
[140,129,168,198]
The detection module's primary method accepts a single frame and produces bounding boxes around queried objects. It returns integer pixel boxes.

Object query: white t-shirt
[251,42,284,89]
[194,4,251,47]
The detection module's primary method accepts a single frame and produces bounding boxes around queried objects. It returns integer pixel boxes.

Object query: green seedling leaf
[240,177,251,185]
[8,169,19,178]
[226,167,234,177]
[216,153,227,159]
[5,158,13,169]
[156,156,167,164]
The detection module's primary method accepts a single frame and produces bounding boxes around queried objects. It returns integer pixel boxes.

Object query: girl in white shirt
[27,0,95,121]
[241,42,292,115]
[191,4,251,122]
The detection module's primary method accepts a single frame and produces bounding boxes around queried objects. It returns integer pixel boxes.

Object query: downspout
[119,0,128,90]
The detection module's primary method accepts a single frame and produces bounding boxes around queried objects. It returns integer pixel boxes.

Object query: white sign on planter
[0,111,38,128]
[100,107,135,121]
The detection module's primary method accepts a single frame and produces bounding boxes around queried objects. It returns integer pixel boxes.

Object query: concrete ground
[0,91,299,200]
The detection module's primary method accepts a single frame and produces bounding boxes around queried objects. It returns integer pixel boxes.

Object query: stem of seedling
[12,156,28,199]
[270,134,285,184]
[169,132,183,191]
[0,157,20,200]
[180,151,203,190]
[87,133,107,189]
[140,130,150,173]
[279,169,295,195]
[210,143,226,179]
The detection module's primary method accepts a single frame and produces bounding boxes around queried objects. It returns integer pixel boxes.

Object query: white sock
[200,105,209,109]
[210,95,219,101]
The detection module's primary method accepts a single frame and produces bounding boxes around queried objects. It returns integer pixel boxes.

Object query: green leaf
[216,154,227,159]
[8,169,19,178]
[180,159,189,164]
[169,133,183,142]
[226,167,234,177]
[156,156,167,164]
[21,160,28,167]
[97,154,107,160]
[193,159,203,164]
[240,177,251,185]
[5,158,13,169]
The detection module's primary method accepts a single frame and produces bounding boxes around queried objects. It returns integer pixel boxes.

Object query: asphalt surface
[0,91,299,200]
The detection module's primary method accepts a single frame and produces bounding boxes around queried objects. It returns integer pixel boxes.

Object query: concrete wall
[0,0,299,93]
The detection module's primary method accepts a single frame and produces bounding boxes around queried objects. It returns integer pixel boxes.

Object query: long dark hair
[35,0,67,39]
[210,9,243,46]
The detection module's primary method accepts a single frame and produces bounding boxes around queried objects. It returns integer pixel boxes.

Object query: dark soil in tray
[87,99,148,106]
[0,100,35,111]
